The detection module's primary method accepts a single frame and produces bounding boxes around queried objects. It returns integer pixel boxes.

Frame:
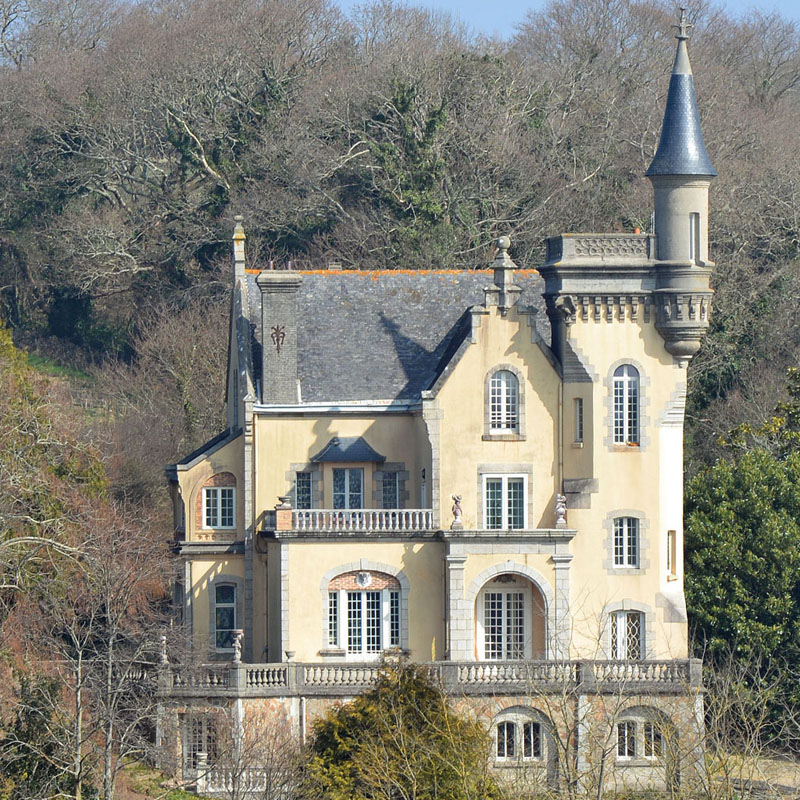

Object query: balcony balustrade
[292,508,435,532]
[162,658,701,698]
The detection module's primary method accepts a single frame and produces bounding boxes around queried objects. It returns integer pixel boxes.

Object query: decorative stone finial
[450,495,463,530]
[232,215,246,281]
[555,494,567,528]
[160,634,168,665]
[674,7,692,40]
[485,234,521,314]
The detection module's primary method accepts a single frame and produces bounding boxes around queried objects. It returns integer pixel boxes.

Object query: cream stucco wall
[561,311,688,660]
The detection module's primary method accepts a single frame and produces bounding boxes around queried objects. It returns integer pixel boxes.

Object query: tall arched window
[490,370,519,432]
[476,575,546,660]
[613,365,639,445]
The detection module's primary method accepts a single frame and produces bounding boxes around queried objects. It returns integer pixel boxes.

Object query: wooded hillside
[1,0,799,474]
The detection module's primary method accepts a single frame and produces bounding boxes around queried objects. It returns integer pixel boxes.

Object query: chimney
[484,236,521,315]
[256,266,302,404]
[233,215,246,281]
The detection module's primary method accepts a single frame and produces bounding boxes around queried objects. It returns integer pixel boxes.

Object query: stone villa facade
[159,15,715,795]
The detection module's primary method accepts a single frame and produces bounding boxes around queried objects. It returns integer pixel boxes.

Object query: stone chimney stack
[484,236,521,315]
[256,267,302,404]
[233,215,246,282]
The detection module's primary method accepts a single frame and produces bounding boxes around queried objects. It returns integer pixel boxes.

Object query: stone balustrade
[163,658,701,698]
[292,508,435,532]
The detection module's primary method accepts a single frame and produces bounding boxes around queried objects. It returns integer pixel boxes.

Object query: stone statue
[451,494,463,530]
[555,494,567,528]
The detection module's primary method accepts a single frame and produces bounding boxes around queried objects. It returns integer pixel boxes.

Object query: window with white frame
[483,474,526,530]
[494,712,545,762]
[333,468,363,509]
[295,471,312,509]
[203,487,235,529]
[613,365,640,445]
[616,716,664,761]
[213,583,237,650]
[610,610,643,659]
[489,370,520,432]
[613,517,640,567]
[327,571,400,656]
[477,576,532,660]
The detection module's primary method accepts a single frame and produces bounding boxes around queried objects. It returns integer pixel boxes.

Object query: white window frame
[613,365,640,445]
[333,467,364,509]
[613,517,640,568]
[477,578,532,660]
[327,587,400,658]
[184,715,218,772]
[610,610,643,660]
[489,370,520,432]
[494,714,545,763]
[482,474,527,530]
[203,486,235,529]
[666,529,677,578]
[616,718,664,761]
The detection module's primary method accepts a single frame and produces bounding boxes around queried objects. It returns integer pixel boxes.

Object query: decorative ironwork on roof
[645,8,717,179]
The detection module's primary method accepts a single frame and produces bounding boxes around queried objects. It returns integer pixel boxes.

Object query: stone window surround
[476,463,533,530]
[602,509,651,575]
[603,358,651,452]
[286,463,322,509]
[602,600,655,660]
[483,364,526,441]
[208,573,244,660]
[372,462,410,508]
[492,705,554,766]
[318,560,410,658]
[615,706,676,766]
[465,562,557,660]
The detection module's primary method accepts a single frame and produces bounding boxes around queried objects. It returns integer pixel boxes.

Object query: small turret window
[689,213,700,262]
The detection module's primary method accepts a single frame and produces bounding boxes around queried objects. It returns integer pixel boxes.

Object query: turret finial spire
[674,7,692,40]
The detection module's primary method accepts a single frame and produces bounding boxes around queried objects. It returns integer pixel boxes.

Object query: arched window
[616,708,674,763]
[476,575,546,660]
[490,370,519,432]
[493,707,553,769]
[613,365,639,445]
[199,473,237,530]
[327,571,401,657]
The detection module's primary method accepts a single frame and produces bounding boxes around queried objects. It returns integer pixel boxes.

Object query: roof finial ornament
[674,7,692,40]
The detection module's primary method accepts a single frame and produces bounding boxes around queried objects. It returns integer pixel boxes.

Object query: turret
[646,8,716,359]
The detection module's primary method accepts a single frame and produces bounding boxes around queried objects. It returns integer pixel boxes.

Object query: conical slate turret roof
[646,12,716,178]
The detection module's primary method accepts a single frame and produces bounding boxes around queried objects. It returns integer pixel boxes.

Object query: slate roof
[311,436,386,462]
[245,270,547,403]
[646,38,716,178]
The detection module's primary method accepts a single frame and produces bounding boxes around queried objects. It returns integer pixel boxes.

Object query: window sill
[482,433,526,442]
[319,648,347,659]
[571,441,584,448]
[615,759,662,767]
[494,760,546,769]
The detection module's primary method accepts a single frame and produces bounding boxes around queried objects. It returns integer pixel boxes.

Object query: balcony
[293,509,435,532]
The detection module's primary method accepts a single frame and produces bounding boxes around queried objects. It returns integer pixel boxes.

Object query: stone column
[551,553,573,659]
[445,555,468,660]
